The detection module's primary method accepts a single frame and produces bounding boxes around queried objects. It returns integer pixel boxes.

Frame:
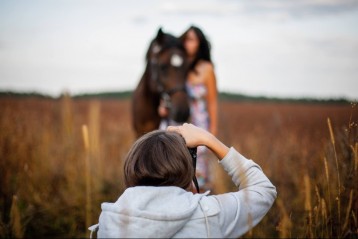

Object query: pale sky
[0,0,357,100]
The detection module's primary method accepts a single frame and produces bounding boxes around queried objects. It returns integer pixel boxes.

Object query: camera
[188,147,200,193]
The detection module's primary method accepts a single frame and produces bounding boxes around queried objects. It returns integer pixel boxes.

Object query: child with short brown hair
[90,123,276,238]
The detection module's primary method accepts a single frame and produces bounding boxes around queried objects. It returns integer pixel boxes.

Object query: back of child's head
[124,130,194,190]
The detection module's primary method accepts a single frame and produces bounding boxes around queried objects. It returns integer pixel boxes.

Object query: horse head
[145,28,190,123]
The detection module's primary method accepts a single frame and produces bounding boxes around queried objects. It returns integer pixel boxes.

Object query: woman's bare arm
[204,63,218,136]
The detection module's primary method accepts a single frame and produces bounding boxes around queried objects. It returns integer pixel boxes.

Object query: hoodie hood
[98,186,208,238]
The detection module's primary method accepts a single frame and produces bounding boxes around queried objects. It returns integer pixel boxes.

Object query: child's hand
[167,123,230,160]
[167,123,210,148]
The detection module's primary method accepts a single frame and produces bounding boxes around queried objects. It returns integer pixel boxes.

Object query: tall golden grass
[0,96,356,238]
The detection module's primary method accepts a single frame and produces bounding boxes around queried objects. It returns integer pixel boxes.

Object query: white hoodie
[89,147,277,238]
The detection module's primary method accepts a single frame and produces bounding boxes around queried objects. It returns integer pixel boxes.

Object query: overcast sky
[0,0,357,99]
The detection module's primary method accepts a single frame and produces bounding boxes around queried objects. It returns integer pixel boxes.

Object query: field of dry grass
[0,95,357,238]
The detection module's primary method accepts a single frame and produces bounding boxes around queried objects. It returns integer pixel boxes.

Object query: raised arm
[167,123,227,159]
[167,123,277,238]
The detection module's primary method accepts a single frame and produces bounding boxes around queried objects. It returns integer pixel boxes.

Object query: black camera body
[188,147,197,161]
[188,147,200,193]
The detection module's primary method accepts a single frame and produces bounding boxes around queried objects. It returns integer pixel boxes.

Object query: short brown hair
[124,130,194,189]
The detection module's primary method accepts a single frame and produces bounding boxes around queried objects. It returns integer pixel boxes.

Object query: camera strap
[189,147,200,193]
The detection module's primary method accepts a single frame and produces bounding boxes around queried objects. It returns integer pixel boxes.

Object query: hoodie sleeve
[212,147,277,238]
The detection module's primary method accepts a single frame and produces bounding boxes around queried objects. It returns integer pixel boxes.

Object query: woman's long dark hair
[180,25,212,73]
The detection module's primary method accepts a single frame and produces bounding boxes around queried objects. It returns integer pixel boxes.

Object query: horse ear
[156,27,164,43]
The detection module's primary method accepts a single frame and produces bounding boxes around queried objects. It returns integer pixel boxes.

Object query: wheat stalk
[321,198,329,238]
[10,195,23,238]
[352,211,357,229]
[314,185,321,236]
[304,174,313,238]
[342,190,353,236]
[89,100,102,190]
[351,143,357,172]
[82,125,92,233]
[327,117,341,230]
[276,198,292,238]
[323,156,332,235]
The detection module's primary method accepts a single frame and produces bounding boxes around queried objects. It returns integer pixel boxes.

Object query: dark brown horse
[132,28,190,137]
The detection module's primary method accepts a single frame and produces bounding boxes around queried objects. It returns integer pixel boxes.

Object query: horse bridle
[149,46,187,110]
[160,85,187,110]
